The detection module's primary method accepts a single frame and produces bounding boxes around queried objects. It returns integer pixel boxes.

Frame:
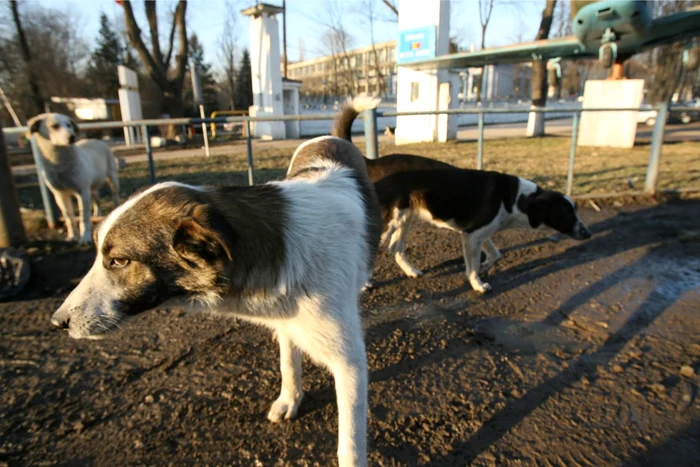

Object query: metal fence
[5,103,694,229]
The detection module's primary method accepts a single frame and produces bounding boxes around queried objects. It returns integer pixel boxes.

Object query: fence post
[0,119,26,246]
[363,108,378,160]
[142,125,156,184]
[477,112,484,170]
[245,120,254,186]
[199,104,210,157]
[566,112,580,197]
[29,135,58,229]
[644,103,668,194]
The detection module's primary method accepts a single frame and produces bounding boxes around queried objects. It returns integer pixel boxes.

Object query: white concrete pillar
[395,0,456,145]
[242,3,286,140]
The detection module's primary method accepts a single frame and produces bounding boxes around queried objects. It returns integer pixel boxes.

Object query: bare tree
[217,2,237,110]
[473,0,496,103]
[644,0,694,104]
[357,0,386,96]
[526,0,556,137]
[1,2,89,121]
[120,0,188,121]
[9,1,43,114]
[319,2,356,98]
[381,0,398,16]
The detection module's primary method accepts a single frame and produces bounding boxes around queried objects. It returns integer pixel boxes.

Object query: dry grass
[14,136,700,215]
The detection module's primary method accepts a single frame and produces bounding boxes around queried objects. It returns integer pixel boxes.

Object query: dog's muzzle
[51,313,70,330]
[571,222,592,240]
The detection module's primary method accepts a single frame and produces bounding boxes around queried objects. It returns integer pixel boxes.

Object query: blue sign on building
[397,26,437,64]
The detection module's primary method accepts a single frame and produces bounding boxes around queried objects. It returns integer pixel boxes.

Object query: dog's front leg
[462,232,491,293]
[53,191,77,241]
[268,329,304,422]
[331,334,368,467]
[76,190,93,244]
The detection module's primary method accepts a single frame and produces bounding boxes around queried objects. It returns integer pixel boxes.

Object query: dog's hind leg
[480,238,502,272]
[91,189,101,217]
[76,190,93,244]
[54,191,78,241]
[462,232,490,293]
[106,172,120,205]
[388,214,422,278]
[268,328,304,423]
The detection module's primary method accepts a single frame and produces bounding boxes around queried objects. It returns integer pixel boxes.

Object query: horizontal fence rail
[7,103,697,229]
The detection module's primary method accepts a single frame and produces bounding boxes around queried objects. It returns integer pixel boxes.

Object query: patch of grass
[378,137,700,196]
[14,136,700,215]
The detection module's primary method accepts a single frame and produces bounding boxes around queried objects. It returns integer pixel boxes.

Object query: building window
[411,82,420,102]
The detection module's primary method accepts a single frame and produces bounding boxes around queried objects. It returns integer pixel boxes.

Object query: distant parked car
[637,104,698,126]
[637,105,658,126]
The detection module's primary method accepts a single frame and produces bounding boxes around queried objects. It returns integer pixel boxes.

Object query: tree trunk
[121,0,188,120]
[527,0,557,137]
[10,1,44,115]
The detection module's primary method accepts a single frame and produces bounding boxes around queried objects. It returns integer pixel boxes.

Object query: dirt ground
[1,197,699,466]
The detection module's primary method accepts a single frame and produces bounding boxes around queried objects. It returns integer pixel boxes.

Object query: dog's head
[50,183,235,339]
[27,113,79,145]
[523,190,592,240]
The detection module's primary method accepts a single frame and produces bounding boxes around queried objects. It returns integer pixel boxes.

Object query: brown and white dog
[333,98,591,293]
[51,136,382,466]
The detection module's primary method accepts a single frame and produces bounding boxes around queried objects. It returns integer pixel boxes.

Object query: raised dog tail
[331,96,382,142]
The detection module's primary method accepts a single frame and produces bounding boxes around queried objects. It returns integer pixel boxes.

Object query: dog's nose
[69,135,76,144]
[572,224,592,240]
[51,315,70,330]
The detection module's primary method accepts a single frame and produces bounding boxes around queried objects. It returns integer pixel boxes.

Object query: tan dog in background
[28,113,120,243]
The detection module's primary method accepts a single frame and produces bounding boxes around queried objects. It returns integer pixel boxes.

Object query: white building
[461,64,532,102]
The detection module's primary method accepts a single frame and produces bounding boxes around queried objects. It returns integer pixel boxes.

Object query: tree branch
[121,0,168,89]
[163,5,178,68]
[172,0,188,93]
[381,0,398,16]
[144,0,165,68]
[10,0,44,114]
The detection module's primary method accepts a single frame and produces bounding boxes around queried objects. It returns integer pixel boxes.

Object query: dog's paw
[471,281,492,294]
[267,393,304,423]
[405,269,423,278]
[77,236,93,245]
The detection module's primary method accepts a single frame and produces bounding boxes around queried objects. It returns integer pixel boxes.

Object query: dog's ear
[173,204,234,267]
[26,116,43,137]
[70,118,80,135]
[522,195,546,228]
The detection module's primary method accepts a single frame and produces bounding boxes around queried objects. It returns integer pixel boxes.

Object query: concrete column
[242,3,286,140]
[395,0,456,145]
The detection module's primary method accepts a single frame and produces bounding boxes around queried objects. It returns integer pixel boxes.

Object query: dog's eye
[51,123,60,130]
[110,258,130,268]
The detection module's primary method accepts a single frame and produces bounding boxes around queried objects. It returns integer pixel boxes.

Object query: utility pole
[282,0,288,78]
[0,119,27,247]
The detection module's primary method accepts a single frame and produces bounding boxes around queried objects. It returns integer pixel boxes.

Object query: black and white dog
[333,98,592,293]
[51,135,382,466]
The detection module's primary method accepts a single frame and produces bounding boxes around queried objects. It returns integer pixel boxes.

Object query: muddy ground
[1,199,699,466]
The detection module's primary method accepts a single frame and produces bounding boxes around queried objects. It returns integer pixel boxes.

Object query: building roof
[241,3,284,17]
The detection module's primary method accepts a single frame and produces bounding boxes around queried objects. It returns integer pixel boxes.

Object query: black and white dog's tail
[331,96,382,142]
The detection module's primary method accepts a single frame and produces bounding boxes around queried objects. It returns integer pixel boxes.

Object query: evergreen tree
[184,34,219,116]
[87,13,122,98]
[234,48,253,111]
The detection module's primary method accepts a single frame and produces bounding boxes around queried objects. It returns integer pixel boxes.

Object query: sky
[35,0,546,71]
